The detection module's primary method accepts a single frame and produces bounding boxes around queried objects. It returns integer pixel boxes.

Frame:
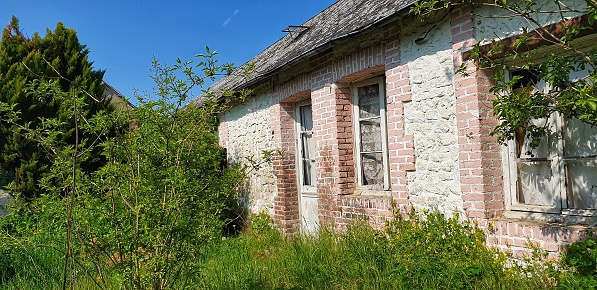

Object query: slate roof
[102,81,135,109]
[203,0,416,97]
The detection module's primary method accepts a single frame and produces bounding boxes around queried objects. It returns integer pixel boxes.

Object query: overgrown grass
[195,210,555,290]
[2,210,596,289]
[0,209,65,289]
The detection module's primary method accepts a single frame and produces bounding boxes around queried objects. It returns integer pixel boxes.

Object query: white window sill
[502,210,597,226]
[350,188,392,198]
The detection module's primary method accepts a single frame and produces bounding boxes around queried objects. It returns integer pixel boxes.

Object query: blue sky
[1,0,337,101]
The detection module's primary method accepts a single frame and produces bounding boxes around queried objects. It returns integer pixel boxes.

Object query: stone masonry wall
[400,16,464,216]
[222,92,276,215]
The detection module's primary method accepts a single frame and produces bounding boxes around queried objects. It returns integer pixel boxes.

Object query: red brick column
[383,28,415,207]
[270,101,300,234]
[451,6,504,219]
[334,87,356,195]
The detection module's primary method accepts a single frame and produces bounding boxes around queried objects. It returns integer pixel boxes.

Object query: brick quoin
[218,121,228,148]
[270,75,315,235]
[313,85,356,227]
[285,25,405,230]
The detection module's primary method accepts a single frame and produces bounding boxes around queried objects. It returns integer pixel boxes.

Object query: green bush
[562,235,597,276]
[558,235,597,289]
[0,49,250,290]
[383,208,522,289]
[6,204,587,289]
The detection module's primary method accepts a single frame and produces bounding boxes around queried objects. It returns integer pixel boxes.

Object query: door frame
[294,99,318,233]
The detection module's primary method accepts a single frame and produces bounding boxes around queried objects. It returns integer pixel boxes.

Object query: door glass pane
[302,132,313,160]
[564,118,597,158]
[566,160,597,209]
[301,132,315,187]
[360,118,382,152]
[358,84,380,118]
[303,159,313,186]
[300,105,313,131]
[517,161,557,206]
[299,104,316,188]
[361,153,383,189]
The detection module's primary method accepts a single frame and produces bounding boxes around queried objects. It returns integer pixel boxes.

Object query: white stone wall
[222,92,276,215]
[475,0,587,44]
[400,17,464,215]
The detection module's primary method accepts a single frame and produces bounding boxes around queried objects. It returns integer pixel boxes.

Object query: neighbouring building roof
[103,81,134,109]
[204,0,416,97]
[102,81,123,98]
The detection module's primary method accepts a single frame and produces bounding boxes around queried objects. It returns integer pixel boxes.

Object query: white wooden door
[295,101,319,234]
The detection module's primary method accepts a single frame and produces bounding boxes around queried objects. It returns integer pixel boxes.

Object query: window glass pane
[566,160,597,209]
[358,84,380,119]
[508,68,597,213]
[518,117,556,159]
[361,153,384,189]
[517,161,557,206]
[360,118,382,152]
[564,118,597,158]
[300,105,313,131]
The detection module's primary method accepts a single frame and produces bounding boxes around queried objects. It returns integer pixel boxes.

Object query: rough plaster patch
[474,0,587,44]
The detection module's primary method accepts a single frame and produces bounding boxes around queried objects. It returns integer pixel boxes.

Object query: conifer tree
[0,16,112,201]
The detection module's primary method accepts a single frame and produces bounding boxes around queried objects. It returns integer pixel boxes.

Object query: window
[352,77,390,191]
[504,69,597,215]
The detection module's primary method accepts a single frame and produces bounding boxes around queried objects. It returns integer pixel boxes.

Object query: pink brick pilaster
[385,64,414,205]
[312,85,355,225]
[451,6,504,219]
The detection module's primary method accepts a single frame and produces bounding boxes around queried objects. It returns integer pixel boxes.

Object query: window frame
[352,77,390,191]
[501,68,597,217]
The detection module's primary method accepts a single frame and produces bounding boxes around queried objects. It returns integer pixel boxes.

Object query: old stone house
[205,0,596,256]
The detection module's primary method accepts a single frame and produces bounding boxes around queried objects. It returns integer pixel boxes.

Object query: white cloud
[221,9,239,27]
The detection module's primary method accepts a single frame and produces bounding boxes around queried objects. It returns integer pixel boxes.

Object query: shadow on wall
[222,153,252,236]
